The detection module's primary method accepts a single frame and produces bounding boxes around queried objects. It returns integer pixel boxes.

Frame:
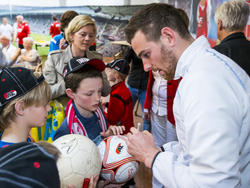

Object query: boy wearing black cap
[0,142,61,188]
[105,59,134,134]
[0,141,99,188]
[53,57,125,145]
[0,67,52,148]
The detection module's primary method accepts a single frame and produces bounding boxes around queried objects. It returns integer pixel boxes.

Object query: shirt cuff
[151,151,162,168]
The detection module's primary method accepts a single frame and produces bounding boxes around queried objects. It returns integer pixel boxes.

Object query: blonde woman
[43,15,110,107]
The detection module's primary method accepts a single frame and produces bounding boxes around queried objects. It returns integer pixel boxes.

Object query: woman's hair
[65,65,103,93]
[0,79,52,131]
[65,15,97,44]
[23,37,34,45]
[60,10,79,32]
[214,0,249,32]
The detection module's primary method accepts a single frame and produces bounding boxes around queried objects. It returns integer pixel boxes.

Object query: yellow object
[31,100,65,143]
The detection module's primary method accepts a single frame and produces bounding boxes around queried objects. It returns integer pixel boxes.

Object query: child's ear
[65,88,75,99]
[15,101,25,116]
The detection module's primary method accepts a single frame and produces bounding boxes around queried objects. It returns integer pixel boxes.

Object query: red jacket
[49,21,61,38]
[144,71,182,125]
[107,81,134,134]
[17,22,30,45]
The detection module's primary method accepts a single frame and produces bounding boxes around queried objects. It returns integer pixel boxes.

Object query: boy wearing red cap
[53,57,125,145]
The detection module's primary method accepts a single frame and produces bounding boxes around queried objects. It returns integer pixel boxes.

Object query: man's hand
[126,127,160,168]
[101,125,125,138]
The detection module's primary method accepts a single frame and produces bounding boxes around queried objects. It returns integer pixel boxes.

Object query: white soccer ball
[53,134,102,188]
[98,135,139,183]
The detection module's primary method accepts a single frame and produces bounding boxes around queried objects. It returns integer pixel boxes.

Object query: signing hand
[126,127,160,168]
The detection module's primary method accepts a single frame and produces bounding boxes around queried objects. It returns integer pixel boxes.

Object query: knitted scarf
[66,99,107,136]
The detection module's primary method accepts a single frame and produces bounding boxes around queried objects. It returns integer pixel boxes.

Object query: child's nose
[95,93,101,102]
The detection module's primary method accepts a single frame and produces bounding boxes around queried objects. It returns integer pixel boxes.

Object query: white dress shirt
[151,70,168,116]
[2,44,17,64]
[0,24,13,40]
[153,36,250,188]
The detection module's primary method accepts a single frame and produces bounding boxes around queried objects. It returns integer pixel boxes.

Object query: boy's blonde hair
[65,15,97,44]
[0,80,51,131]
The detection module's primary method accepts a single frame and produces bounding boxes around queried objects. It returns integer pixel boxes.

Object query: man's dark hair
[65,65,103,93]
[177,8,190,29]
[125,3,190,43]
[60,10,79,32]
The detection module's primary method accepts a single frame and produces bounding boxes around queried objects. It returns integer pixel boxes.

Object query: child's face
[23,103,51,127]
[106,68,116,82]
[72,77,103,113]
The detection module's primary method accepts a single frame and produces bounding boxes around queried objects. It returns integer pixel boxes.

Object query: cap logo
[4,90,17,100]
[76,58,89,64]
[114,66,120,71]
[115,143,124,154]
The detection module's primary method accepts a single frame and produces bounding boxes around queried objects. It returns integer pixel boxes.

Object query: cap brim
[106,62,113,68]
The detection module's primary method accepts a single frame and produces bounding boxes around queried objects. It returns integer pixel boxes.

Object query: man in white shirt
[0,35,20,66]
[125,3,250,188]
[0,17,13,41]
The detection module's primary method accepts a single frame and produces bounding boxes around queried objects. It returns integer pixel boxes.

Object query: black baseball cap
[63,57,105,78]
[0,67,44,114]
[106,59,130,75]
[0,142,60,188]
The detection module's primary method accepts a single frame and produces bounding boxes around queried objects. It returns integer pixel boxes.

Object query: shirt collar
[220,32,246,44]
[175,36,211,78]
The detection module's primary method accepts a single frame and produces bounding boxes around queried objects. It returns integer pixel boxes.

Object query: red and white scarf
[66,99,107,136]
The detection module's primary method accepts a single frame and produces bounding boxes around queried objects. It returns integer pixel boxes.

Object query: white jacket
[153,36,250,188]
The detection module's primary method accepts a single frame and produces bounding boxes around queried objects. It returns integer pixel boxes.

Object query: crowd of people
[0,15,41,70]
[0,0,249,187]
